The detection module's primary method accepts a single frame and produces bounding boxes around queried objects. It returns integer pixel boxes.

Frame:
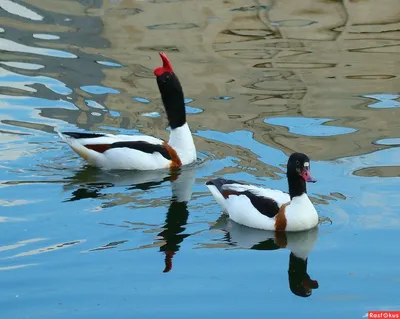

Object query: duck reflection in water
[63,164,197,273]
[156,167,196,273]
[212,216,319,297]
[63,165,187,202]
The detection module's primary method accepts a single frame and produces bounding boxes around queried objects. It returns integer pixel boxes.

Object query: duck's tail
[57,131,96,164]
[206,178,233,213]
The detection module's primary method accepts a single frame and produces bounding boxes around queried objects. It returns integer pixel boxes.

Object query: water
[1,0,400,318]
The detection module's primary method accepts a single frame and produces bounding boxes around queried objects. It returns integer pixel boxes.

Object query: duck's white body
[206,179,319,232]
[58,123,196,171]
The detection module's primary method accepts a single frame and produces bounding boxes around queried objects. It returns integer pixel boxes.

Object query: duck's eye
[296,160,300,167]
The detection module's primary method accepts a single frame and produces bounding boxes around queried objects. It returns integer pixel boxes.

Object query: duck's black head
[286,153,316,198]
[154,53,186,130]
[288,252,319,297]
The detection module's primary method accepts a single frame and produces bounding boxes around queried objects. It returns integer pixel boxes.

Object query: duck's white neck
[291,193,310,203]
[168,123,196,165]
[171,167,196,202]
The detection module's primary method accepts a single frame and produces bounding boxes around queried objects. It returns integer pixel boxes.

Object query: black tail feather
[206,178,243,192]
[62,132,105,139]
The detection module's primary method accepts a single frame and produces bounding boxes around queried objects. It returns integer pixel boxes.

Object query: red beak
[304,278,319,289]
[301,169,317,183]
[163,251,175,273]
[154,52,174,76]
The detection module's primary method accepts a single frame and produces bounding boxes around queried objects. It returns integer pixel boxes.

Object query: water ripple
[213,96,234,100]
[85,100,106,110]
[133,97,150,104]
[231,5,270,12]
[0,62,44,70]
[0,38,77,59]
[4,240,85,259]
[264,117,357,137]
[0,66,72,95]
[33,34,60,40]
[80,85,120,95]
[0,0,43,21]
[271,19,317,27]
[147,22,199,30]
[362,93,400,109]
[0,95,76,110]
[374,138,400,146]
[96,61,122,67]
[0,94,77,129]
[141,106,203,118]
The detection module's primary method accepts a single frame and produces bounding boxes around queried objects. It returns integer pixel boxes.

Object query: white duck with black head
[206,153,319,232]
[57,53,197,171]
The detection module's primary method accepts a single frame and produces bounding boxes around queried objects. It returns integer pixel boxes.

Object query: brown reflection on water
[75,0,399,162]
[2,0,400,164]
[353,166,400,178]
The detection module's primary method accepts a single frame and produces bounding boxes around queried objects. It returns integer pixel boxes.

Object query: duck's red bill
[154,52,173,76]
[301,169,317,183]
[304,278,319,289]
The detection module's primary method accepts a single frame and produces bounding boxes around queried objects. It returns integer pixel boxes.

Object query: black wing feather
[206,178,244,191]
[63,132,105,139]
[109,141,172,160]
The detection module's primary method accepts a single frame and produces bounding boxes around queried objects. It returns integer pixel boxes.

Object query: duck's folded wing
[206,178,290,218]
[90,140,172,159]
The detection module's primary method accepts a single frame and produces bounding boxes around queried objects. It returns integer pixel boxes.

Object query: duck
[206,152,319,232]
[57,52,197,171]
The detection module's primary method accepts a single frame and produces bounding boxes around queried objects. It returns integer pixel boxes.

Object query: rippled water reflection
[1,0,400,318]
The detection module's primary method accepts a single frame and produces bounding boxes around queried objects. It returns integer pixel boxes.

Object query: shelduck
[206,153,319,232]
[58,52,197,171]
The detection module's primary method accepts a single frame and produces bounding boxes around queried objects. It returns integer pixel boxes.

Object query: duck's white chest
[285,194,319,232]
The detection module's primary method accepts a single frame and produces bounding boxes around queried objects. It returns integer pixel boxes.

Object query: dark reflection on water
[212,216,319,298]
[158,200,190,273]
[62,163,197,198]
[62,167,182,207]
[157,168,196,272]
[61,165,198,273]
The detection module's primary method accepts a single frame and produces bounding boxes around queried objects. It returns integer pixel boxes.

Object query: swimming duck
[57,52,196,171]
[206,153,319,232]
